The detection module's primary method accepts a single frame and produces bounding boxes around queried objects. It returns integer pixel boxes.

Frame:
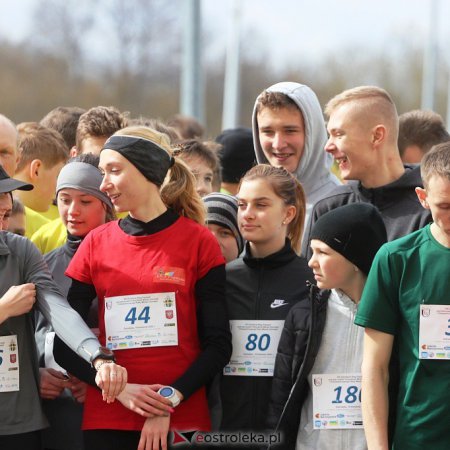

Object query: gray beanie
[56,161,112,208]
[203,192,244,254]
[310,203,387,275]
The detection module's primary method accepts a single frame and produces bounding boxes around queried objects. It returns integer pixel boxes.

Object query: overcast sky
[203,0,450,67]
[1,0,449,69]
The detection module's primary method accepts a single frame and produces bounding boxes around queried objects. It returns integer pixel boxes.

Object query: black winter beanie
[216,128,256,183]
[310,203,387,275]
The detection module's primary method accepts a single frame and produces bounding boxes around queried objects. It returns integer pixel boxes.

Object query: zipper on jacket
[252,261,265,430]
[276,284,318,429]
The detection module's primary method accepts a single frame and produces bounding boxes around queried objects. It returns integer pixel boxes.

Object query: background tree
[0,0,448,138]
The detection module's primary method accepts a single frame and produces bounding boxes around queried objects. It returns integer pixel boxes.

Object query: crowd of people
[0,81,449,450]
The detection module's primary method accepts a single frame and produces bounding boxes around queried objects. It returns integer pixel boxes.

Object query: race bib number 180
[312,373,363,429]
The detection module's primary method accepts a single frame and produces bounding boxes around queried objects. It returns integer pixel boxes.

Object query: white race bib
[419,304,450,360]
[224,320,283,376]
[0,335,19,392]
[312,373,363,429]
[104,292,178,350]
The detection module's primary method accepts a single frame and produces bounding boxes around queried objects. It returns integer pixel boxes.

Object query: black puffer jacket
[267,284,329,449]
[220,240,312,433]
[267,284,399,449]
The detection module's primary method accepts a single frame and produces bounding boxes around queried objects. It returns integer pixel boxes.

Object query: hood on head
[252,81,336,196]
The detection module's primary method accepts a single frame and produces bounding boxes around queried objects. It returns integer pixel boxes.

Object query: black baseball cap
[0,166,33,193]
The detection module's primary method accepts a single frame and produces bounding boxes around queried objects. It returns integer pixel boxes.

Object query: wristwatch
[90,346,116,367]
[158,386,181,407]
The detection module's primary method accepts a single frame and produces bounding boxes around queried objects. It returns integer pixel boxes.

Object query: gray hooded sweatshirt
[252,82,341,233]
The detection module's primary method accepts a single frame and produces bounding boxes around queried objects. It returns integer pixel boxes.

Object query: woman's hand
[94,360,127,403]
[117,383,174,417]
[138,415,171,450]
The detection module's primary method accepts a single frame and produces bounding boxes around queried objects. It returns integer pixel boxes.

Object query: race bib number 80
[224,320,283,377]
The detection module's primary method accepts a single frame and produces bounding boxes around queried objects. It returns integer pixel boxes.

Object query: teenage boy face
[416,175,450,246]
[207,223,239,263]
[325,103,375,184]
[308,239,356,291]
[35,162,66,212]
[257,106,305,174]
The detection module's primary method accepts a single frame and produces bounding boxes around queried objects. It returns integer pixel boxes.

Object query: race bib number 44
[419,304,450,360]
[312,373,363,429]
[224,320,283,377]
[104,292,178,350]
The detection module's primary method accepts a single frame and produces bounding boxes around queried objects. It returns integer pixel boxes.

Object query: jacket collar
[243,238,297,269]
[63,232,83,258]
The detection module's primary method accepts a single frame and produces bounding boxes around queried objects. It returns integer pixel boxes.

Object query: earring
[354,266,359,272]
[282,220,287,225]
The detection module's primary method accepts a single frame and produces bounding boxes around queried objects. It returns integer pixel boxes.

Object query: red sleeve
[197,226,225,280]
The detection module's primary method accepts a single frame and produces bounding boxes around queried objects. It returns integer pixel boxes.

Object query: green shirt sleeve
[355,245,399,335]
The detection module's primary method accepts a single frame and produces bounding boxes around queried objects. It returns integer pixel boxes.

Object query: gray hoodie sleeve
[36,289,100,363]
[22,235,99,363]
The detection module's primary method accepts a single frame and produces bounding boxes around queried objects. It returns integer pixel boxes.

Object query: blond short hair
[16,122,69,171]
[325,86,399,141]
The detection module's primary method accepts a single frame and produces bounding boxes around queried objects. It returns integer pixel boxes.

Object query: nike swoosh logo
[270,302,289,309]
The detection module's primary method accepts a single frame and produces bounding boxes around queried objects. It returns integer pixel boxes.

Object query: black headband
[102,135,175,187]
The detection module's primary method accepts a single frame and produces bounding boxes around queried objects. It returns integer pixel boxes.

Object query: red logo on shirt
[165,310,174,319]
[10,354,16,364]
[154,267,186,286]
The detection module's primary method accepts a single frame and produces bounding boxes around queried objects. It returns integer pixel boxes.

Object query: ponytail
[289,181,306,254]
[161,157,206,225]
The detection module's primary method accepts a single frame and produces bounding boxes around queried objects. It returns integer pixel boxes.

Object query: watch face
[159,387,174,398]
